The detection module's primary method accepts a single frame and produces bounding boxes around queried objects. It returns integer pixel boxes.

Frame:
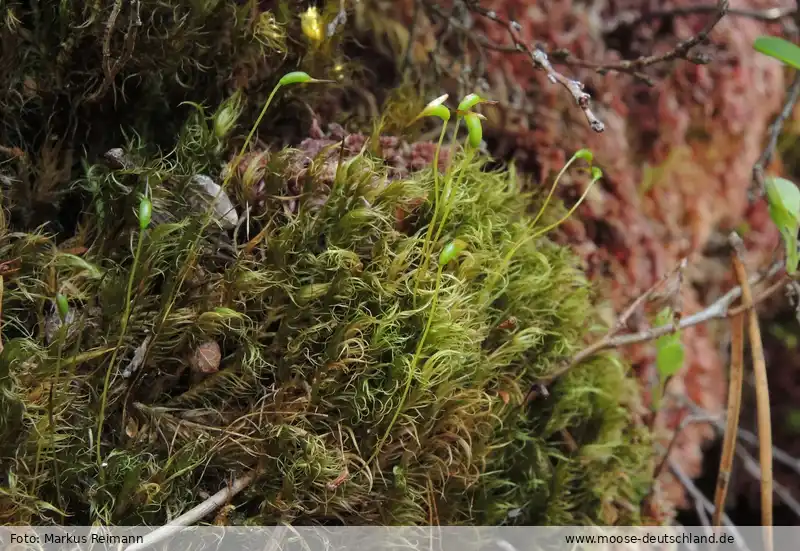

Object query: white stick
[126,470,257,551]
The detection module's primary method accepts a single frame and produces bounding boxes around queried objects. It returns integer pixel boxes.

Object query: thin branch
[668,459,750,551]
[459,1,605,132]
[752,72,800,195]
[678,395,800,478]
[731,233,773,550]
[736,443,800,519]
[555,0,730,80]
[653,413,720,482]
[736,424,800,477]
[615,258,687,334]
[544,261,787,384]
[604,4,796,34]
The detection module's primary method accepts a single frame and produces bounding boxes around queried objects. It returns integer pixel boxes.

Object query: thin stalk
[530,153,582,229]
[369,264,445,466]
[732,244,773,550]
[529,174,599,239]
[413,121,449,305]
[131,81,288,386]
[482,172,601,306]
[96,225,145,474]
[33,318,68,501]
[431,146,475,247]
[48,322,67,519]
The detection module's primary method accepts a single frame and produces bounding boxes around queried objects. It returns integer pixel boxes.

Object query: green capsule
[458,93,482,112]
[457,93,497,114]
[591,166,603,180]
[56,293,69,322]
[428,105,451,122]
[574,148,593,163]
[138,196,152,230]
[464,112,483,149]
[439,239,467,266]
[279,71,313,86]
[419,95,451,122]
[408,94,451,125]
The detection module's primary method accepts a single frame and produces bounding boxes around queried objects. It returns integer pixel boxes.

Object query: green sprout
[138,194,152,231]
[212,91,244,140]
[438,238,467,265]
[765,176,800,273]
[55,293,69,322]
[530,165,604,240]
[139,71,332,424]
[463,112,484,150]
[410,94,452,303]
[428,94,493,267]
[530,148,593,229]
[480,151,599,305]
[368,239,468,467]
[652,307,684,411]
[96,192,152,473]
[753,37,800,273]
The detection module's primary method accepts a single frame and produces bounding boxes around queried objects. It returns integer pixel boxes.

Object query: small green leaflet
[765,177,800,273]
[655,307,684,381]
[753,34,800,273]
[754,36,800,71]
[652,307,684,411]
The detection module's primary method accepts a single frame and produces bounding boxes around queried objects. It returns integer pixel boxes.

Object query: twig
[544,261,786,384]
[653,413,720,482]
[678,395,800,478]
[604,4,795,34]
[326,0,348,37]
[555,0,730,80]
[615,258,687,334]
[87,0,142,102]
[736,443,800,519]
[668,459,750,551]
[695,495,714,537]
[731,234,772,549]
[461,2,605,132]
[713,250,746,528]
[125,470,257,551]
[736,425,800,477]
[752,72,800,195]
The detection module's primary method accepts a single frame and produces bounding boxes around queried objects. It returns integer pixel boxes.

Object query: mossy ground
[1,0,654,526]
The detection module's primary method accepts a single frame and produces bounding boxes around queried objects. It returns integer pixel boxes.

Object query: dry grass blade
[731,234,772,547]
[712,304,744,526]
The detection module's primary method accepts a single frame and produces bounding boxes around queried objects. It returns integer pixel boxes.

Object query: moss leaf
[765,176,800,273]
[754,35,800,70]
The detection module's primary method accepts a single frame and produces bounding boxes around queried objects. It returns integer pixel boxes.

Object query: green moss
[0,93,653,524]
[0,0,654,528]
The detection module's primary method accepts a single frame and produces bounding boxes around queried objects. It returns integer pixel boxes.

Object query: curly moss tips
[0,100,654,525]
